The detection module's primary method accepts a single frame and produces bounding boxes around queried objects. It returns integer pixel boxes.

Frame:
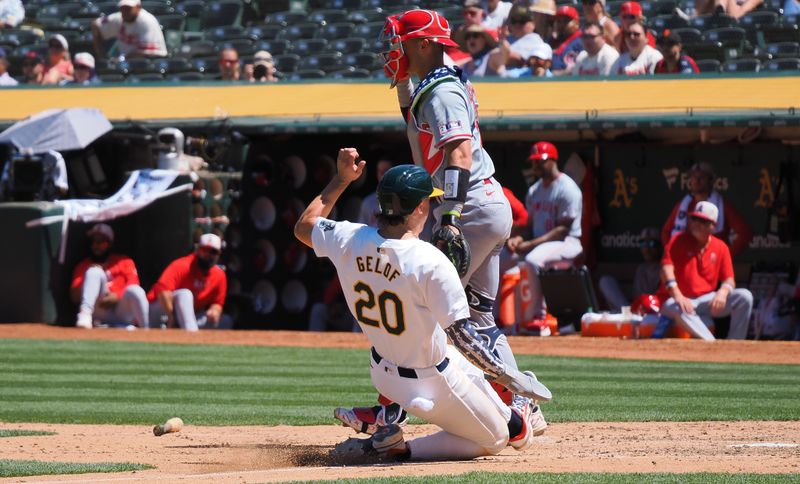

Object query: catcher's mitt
[431,226,471,278]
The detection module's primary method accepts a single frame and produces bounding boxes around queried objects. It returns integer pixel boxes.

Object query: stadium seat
[695,58,721,72]
[291,39,329,57]
[651,15,690,33]
[643,0,678,17]
[265,10,309,27]
[299,52,343,72]
[201,0,243,29]
[671,28,703,44]
[605,0,623,17]
[205,26,246,42]
[762,24,800,44]
[704,27,747,53]
[274,53,301,73]
[740,10,779,29]
[177,40,217,58]
[691,14,737,32]
[127,73,165,83]
[177,0,206,31]
[154,58,194,75]
[222,39,256,56]
[321,22,356,41]
[284,23,322,40]
[0,30,42,47]
[329,67,371,78]
[126,58,161,74]
[291,69,327,80]
[309,9,350,25]
[254,39,290,56]
[762,58,800,71]
[347,8,387,24]
[142,2,176,16]
[159,14,187,32]
[94,1,119,16]
[328,37,366,54]
[99,73,126,83]
[353,21,385,41]
[192,57,221,74]
[35,3,85,21]
[437,6,463,21]
[246,25,283,41]
[684,41,725,62]
[767,41,800,58]
[70,5,103,20]
[171,72,206,82]
[722,58,759,72]
[332,0,368,8]
[344,52,382,70]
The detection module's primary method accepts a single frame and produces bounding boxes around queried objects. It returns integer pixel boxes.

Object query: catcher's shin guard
[334,402,409,435]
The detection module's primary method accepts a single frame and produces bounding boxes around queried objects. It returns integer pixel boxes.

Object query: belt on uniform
[371,347,449,379]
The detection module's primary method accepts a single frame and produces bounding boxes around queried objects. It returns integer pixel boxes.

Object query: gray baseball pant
[80,266,148,327]
[149,289,232,331]
[661,288,754,340]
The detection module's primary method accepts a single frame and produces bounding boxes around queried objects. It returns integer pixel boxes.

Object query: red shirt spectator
[72,254,139,299]
[661,232,733,298]
[147,253,226,310]
[503,186,529,229]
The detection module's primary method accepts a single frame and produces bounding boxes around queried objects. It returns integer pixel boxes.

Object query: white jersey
[406,66,495,190]
[94,9,167,57]
[482,1,513,30]
[525,173,582,239]
[571,44,620,76]
[312,218,469,369]
[357,192,379,226]
[611,45,663,76]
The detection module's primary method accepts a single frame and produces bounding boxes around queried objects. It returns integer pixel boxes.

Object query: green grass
[293,473,800,484]
[0,429,55,438]
[0,338,797,425]
[0,459,152,478]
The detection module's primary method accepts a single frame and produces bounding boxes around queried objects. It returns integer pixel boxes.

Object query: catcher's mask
[377,164,444,216]
[380,9,458,88]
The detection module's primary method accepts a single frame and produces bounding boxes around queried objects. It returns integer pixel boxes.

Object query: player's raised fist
[336,148,366,183]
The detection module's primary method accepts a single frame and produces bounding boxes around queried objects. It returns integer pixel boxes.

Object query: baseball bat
[153,417,183,436]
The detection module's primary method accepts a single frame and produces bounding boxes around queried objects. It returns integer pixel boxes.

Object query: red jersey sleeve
[661,203,680,247]
[148,258,187,301]
[71,258,92,290]
[662,234,678,267]
[211,268,227,307]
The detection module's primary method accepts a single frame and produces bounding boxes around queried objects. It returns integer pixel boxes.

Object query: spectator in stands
[71,224,148,329]
[42,34,74,85]
[0,47,16,86]
[484,0,513,29]
[491,4,544,71]
[582,0,620,48]
[529,0,557,41]
[219,47,241,81]
[504,42,553,77]
[572,22,619,75]
[660,201,753,340]
[456,24,500,78]
[0,0,24,28]
[92,0,167,59]
[654,31,699,74]
[610,22,662,75]
[550,6,582,74]
[245,50,278,83]
[598,227,662,311]
[148,233,230,331]
[61,53,100,86]
[451,0,489,66]
[786,0,800,15]
[615,2,655,53]
[358,158,393,226]
[661,162,753,257]
[20,51,44,84]
[695,0,764,19]
[505,141,583,329]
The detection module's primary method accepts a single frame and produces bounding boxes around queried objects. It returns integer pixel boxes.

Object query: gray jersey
[406,67,495,189]
[525,173,582,239]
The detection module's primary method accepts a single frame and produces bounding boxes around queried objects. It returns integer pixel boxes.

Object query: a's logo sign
[609,169,638,208]
[755,168,775,208]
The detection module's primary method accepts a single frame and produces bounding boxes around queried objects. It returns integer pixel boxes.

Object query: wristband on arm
[441,166,469,224]
[665,279,677,289]
[721,282,734,292]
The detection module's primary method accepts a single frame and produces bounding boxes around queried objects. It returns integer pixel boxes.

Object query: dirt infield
[1,324,799,483]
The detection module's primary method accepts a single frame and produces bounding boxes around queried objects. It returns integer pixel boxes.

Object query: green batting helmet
[377,165,444,216]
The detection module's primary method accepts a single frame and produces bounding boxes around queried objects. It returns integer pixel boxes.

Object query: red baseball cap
[391,9,459,47]
[529,141,558,161]
[620,1,643,17]
[555,6,579,21]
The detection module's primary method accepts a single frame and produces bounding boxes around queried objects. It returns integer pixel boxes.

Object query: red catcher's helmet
[381,9,459,87]
[631,294,661,315]
[528,141,559,162]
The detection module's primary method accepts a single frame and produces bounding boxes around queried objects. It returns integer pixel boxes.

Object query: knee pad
[465,285,494,315]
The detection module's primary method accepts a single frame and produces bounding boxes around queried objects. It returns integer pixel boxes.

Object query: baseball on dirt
[153,417,183,436]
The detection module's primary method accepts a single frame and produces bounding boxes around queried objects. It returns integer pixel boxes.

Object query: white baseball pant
[149,289,232,331]
[661,288,753,340]
[370,345,511,460]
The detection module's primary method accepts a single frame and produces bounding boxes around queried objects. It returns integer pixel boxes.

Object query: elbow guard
[444,318,504,379]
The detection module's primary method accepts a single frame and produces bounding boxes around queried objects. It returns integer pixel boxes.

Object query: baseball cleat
[330,424,409,461]
[75,310,93,329]
[334,404,409,435]
[508,396,547,451]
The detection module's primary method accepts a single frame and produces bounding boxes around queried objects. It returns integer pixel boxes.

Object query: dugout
[1,74,798,329]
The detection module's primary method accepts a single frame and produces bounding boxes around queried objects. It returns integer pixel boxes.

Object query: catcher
[335,9,547,440]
